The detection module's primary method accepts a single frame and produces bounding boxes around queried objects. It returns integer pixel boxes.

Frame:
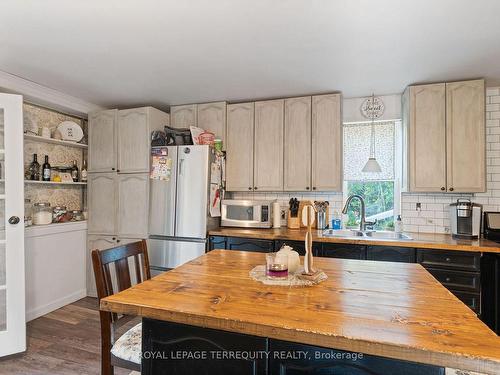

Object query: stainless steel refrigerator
[148,145,219,273]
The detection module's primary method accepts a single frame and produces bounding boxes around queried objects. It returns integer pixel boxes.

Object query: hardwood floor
[0,297,132,375]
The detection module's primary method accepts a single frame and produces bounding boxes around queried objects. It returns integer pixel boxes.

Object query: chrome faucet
[342,194,376,231]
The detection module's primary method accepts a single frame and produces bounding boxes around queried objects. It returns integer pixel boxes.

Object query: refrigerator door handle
[179,158,184,176]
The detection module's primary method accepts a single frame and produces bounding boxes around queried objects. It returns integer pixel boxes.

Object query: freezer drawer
[148,238,206,270]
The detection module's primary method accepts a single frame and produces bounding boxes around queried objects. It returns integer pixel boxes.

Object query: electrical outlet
[416,202,421,211]
[281,209,286,219]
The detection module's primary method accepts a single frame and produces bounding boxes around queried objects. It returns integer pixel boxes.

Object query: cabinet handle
[111,168,115,171]
[445,277,451,282]
[248,187,252,190]
[449,187,454,192]
[116,239,121,243]
[306,187,310,190]
[254,187,258,190]
[8,216,20,225]
[441,187,445,191]
[112,237,116,241]
[312,187,316,190]
[117,169,120,173]
[445,257,451,262]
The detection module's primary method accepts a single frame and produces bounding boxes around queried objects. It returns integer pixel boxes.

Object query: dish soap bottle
[395,215,403,233]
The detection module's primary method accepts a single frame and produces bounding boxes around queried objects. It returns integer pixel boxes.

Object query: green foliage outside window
[345,181,395,231]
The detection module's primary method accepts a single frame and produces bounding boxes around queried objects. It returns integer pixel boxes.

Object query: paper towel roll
[272,201,281,228]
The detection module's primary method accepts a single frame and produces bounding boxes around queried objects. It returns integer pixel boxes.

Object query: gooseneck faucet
[342,194,376,231]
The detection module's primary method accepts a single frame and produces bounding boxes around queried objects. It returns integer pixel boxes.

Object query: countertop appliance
[449,199,482,239]
[148,145,220,272]
[221,199,273,228]
[483,211,500,241]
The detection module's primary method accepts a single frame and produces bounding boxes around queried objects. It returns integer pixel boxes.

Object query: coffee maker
[449,199,482,239]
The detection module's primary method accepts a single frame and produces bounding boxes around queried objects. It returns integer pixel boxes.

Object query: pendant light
[362,94,382,173]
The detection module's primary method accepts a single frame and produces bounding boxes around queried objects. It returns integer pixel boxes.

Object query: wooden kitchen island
[100,250,500,375]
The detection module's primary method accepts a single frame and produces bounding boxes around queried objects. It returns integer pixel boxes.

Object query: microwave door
[175,145,210,239]
[222,204,263,227]
[149,146,178,237]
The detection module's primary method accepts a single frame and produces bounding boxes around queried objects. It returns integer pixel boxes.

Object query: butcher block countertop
[209,227,500,253]
[101,250,500,374]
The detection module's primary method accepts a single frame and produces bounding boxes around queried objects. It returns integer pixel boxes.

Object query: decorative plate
[57,121,83,142]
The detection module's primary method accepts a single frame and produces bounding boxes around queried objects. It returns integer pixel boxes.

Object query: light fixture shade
[362,157,382,173]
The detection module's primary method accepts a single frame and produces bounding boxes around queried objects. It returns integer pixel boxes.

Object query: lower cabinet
[367,246,416,263]
[208,236,226,250]
[225,237,275,253]
[269,339,444,375]
[142,318,268,375]
[320,243,367,260]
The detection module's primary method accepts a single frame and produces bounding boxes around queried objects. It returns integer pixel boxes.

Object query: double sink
[322,229,413,241]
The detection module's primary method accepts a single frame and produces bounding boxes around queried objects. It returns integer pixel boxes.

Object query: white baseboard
[26,289,87,322]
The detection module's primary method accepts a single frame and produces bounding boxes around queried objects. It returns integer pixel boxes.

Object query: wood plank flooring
[0,297,131,375]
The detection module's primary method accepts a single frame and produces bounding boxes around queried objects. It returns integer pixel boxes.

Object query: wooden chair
[92,239,151,375]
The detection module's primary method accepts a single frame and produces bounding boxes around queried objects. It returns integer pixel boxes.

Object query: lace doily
[249,265,328,287]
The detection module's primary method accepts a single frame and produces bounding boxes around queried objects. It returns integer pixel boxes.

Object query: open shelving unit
[24,134,88,149]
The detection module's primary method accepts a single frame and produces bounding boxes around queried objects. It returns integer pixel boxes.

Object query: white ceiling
[1,0,500,109]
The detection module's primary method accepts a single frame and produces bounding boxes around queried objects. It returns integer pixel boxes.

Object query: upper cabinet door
[311,94,342,191]
[409,84,447,192]
[254,100,284,191]
[117,108,150,173]
[88,173,117,235]
[89,109,117,172]
[197,102,227,147]
[446,80,486,193]
[226,102,254,191]
[170,104,197,128]
[117,173,149,238]
[284,97,311,191]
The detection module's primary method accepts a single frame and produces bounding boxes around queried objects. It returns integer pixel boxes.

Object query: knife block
[287,210,300,229]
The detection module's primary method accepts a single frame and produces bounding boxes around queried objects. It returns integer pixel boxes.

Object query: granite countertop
[209,227,500,253]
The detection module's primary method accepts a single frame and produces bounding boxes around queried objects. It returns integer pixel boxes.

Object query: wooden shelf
[24,134,88,149]
[25,180,87,186]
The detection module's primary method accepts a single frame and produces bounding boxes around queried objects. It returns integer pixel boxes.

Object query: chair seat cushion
[111,323,142,365]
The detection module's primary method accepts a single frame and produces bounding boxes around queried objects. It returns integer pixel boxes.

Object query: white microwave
[221,200,273,228]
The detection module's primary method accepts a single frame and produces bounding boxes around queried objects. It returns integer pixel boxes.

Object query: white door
[0,93,25,356]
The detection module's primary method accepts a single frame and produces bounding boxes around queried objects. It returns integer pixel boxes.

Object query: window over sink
[343,120,402,231]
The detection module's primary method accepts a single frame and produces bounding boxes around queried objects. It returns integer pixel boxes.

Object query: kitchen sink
[322,229,366,238]
[364,231,413,240]
[322,229,413,241]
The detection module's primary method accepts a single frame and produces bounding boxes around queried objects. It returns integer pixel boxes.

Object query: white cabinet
[254,99,284,191]
[88,173,117,235]
[404,80,485,193]
[117,173,149,238]
[117,107,168,173]
[284,96,311,191]
[197,102,227,146]
[407,83,447,192]
[226,102,255,191]
[89,109,117,172]
[311,94,342,191]
[170,104,197,128]
[446,80,485,193]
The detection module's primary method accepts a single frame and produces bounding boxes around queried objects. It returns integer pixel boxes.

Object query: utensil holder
[287,211,300,229]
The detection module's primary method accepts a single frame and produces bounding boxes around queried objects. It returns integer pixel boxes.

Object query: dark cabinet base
[142,319,444,375]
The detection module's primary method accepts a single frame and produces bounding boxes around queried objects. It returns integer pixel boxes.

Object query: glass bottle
[42,155,51,181]
[71,160,79,182]
[29,154,40,181]
[80,160,87,182]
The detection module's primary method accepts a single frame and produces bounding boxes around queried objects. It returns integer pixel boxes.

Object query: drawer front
[226,237,275,253]
[320,244,367,260]
[451,290,481,314]
[275,240,321,256]
[417,249,480,271]
[426,268,480,292]
[367,246,416,263]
